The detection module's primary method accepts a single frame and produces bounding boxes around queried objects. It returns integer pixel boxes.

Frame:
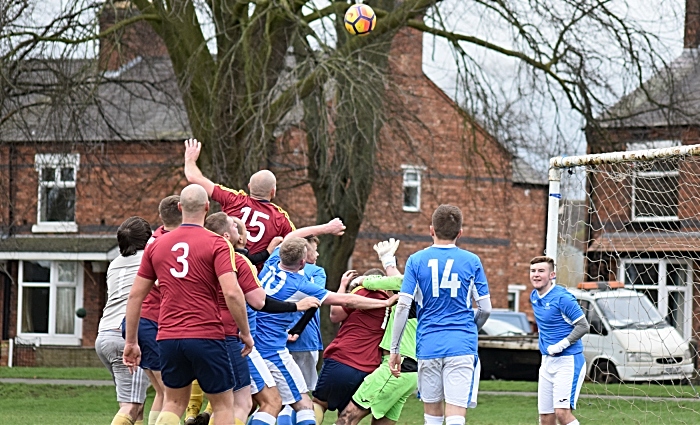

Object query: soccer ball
[344,4,377,36]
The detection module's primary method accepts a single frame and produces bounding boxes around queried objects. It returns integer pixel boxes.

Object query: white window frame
[17,260,84,346]
[32,153,80,233]
[507,284,527,312]
[619,258,693,340]
[628,141,680,223]
[402,165,425,212]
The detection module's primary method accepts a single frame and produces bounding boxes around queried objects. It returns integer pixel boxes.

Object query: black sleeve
[251,296,298,313]
[288,308,318,335]
[409,301,418,319]
[247,250,271,266]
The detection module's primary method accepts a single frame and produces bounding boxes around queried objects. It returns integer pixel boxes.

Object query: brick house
[0,6,547,366]
[581,1,700,341]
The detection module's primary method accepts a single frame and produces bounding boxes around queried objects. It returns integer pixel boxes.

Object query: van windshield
[595,295,667,329]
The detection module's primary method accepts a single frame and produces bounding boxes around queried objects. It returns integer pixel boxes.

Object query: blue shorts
[313,358,369,412]
[159,338,235,394]
[226,336,251,391]
[121,317,161,371]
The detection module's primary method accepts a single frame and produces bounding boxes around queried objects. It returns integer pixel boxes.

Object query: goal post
[547,142,700,368]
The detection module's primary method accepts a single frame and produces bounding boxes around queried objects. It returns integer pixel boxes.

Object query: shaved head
[179,184,209,215]
[248,170,277,199]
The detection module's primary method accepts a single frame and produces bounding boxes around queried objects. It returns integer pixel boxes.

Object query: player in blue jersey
[254,237,397,425]
[529,256,589,425]
[390,205,492,425]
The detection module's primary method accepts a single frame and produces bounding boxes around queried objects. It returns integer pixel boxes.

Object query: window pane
[624,263,659,286]
[23,261,50,282]
[56,287,76,334]
[40,186,75,222]
[666,263,688,286]
[404,171,418,182]
[41,167,55,182]
[507,292,515,311]
[668,290,686,334]
[634,174,678,218]
[57,262,76,283]
[403,186,419,209]
[60,167,74,182]
[22,287,49,333]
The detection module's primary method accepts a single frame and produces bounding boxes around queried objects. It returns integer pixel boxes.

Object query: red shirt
[322,288,391,373]
[137,224,235,340]
[212,185,295,261]
[219,253,262,336]
[140,226,167,323]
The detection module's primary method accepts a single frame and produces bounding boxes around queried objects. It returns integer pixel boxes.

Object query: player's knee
[554,409,575,424]
[260,389,282,415]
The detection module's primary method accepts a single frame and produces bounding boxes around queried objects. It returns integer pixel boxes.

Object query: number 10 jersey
[400,244,490,360]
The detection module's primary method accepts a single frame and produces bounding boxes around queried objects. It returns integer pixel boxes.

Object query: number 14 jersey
[400,244,490,360]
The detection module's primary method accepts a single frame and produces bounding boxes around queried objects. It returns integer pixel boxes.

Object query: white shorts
[248,347,276,395]
[538,353,586,413]
[418,355,480,408]
[95,331,150,404]
[262,348,308,405]
[290,350,319,391]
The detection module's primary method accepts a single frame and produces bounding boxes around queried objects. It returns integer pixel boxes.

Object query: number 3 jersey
[137,223,236,341]
[400,244,490,360]
[212,185,295,260]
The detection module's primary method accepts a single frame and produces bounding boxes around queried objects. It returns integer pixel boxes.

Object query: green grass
[0,367,111,380]
[2,371,700,424]
[479,380,700,399]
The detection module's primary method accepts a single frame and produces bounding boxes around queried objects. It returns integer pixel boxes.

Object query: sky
[32,0,688,169]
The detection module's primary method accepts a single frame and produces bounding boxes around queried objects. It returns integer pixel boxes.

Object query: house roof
[0,236,119,260]
[588,231,700,253]
[0,56,189,142]
[600,48,700,128]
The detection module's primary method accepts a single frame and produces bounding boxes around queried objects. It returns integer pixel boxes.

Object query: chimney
[98,1,168,71]
[685,0,700,49]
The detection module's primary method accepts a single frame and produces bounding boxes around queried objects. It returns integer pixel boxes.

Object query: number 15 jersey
[400,244,490,360]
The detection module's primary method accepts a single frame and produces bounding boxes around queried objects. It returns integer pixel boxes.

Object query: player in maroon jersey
[123,184,252,425]
[184,139,295,267]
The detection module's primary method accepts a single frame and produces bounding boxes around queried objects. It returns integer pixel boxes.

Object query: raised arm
[330,269,358,323]
[284,218,346,240]
[184,138,216,196]
[324,291,397,310]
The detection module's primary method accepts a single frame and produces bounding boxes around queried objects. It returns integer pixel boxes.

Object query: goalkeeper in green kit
[336,239,419,425]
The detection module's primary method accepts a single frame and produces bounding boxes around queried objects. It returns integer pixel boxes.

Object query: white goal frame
[545,144,700,261]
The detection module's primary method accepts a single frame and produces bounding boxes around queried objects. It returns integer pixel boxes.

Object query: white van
[568,282,694,383]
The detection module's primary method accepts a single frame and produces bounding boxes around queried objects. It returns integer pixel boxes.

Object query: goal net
[547,144,700,418]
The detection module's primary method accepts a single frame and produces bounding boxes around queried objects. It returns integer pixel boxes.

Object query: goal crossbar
[545,143,700,261]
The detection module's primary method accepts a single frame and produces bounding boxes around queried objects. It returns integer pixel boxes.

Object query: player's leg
[138,318,165,425]
[538,355,556,425]
[417,358,446,425]
[442,355,481,425]
[552,354,585,425]
[204,390,236,425]
[351,356,418,425]
[249,347,283,425]
[312,358,369,422]
[96,331,149,425]
[189,339,237,425]
[184,380,204,425]
[157,385,193,425]
[336,401,371,425]
[264,349,315,425]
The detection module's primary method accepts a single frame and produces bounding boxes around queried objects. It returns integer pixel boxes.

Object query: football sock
[424,414,444,425]
[187,380,204,417]
[278,405,294,425]
[445,416,465,425]
[134,421,144,425]
[235,419,246,425]
[566,421,579,425]
[148,411,160,425]
[313,403,325,425]
[291,410,297,425]
[250,411,276,425]
[296,409,316,425]
[155,411,181,425]
[205,401,213,414]
[111,413,134,425]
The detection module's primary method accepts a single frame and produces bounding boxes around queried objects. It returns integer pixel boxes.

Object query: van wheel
[592,360,620,384]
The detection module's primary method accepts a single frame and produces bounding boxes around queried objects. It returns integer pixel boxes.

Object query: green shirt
[380,306,417,360]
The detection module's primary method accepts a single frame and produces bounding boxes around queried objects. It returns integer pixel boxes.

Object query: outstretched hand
[184,138,202,163]
[373,238,400,269]
[296,296,321,311]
